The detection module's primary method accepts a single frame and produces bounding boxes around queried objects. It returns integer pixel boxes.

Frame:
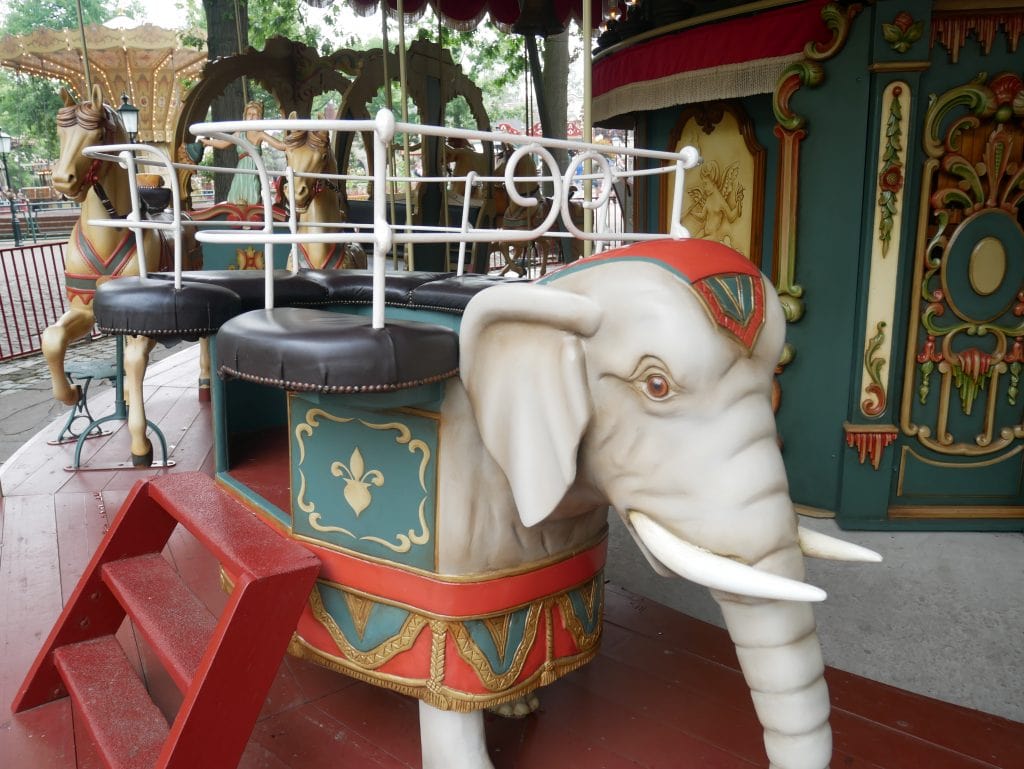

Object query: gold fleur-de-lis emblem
[331,447,384,516]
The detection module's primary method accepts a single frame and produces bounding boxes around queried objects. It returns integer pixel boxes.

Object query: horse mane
[284,129,336,172]
[56,100,126,142]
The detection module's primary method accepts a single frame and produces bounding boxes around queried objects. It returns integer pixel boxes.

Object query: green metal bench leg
[65,337,176,471]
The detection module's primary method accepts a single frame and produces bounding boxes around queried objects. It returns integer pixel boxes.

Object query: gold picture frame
[662,101,765,263]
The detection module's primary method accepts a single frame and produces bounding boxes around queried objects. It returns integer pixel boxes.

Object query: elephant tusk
[798,526,883,562]
[628,512,827,603]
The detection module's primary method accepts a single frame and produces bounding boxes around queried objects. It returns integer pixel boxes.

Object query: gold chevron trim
[309,586,427,669]
[450,604,544,692]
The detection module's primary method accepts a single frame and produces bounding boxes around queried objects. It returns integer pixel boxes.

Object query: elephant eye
[643,373,672,400]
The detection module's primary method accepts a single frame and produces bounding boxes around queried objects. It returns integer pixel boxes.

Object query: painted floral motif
[862,321,888,416]
[332,447,385,516]
[877,87,905,257]
[233,246,263,270]
[881,12,924,54]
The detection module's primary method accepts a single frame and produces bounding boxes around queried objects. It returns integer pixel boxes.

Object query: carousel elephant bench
[209,238,880,769]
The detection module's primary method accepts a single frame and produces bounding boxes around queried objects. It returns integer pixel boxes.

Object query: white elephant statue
[440,238,878,769]
[272,238,880,769]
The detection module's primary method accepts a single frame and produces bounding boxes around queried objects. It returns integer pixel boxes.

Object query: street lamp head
[0,129,11,156]
[118,94,140,140]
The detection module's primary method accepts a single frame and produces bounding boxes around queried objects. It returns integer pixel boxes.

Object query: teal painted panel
[942,210,1024,320]
[896,446,1024,501]
[565,585,602,635]
[290,394,439,571]
[315,582,414,651]
[463,608,534,674]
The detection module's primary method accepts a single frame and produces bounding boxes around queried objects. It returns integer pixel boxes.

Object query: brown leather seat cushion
[94,278,242,342]
[298,269,453,306]
[408,274,529,313]
[216,307,459,393]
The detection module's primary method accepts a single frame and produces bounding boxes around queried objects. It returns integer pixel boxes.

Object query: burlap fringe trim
[593,54,804,122]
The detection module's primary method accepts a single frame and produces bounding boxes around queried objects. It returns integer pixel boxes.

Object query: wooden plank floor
[2,345,1022,768]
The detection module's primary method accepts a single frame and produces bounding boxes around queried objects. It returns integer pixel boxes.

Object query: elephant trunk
[628,514,834,769]
[713,546,831,769]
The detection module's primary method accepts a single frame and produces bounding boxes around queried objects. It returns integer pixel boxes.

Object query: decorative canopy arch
[0,22,206,142]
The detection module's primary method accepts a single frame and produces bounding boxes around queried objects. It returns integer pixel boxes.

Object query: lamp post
[0,129,22,246]
[118,93,140,142]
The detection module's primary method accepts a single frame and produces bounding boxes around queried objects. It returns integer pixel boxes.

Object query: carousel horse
[281,124,367,269]
[491,151,583,275]
[42,84,174,464]
[443,138,491,203]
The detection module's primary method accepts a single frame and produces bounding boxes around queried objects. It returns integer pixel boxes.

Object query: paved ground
[0,337,193,465]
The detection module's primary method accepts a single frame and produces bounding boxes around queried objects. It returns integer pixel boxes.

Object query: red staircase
[12,472,321,769]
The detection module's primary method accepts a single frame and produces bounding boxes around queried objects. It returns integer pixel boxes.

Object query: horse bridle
[79,108,128,219]
[278,175,344,214]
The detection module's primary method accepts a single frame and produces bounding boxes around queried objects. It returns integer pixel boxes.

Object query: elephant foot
[131,441,154,467]
[487,693,539,719]
[198,377,211,402]
[419,702,493,769]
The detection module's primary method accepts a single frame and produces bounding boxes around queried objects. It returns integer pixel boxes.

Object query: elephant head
[458,238,879,769]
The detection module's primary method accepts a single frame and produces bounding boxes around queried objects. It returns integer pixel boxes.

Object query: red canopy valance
[592,0,832,120]
[302,0,616,31]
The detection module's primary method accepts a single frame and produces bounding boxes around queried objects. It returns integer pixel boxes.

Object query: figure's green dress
[227,147,261,205]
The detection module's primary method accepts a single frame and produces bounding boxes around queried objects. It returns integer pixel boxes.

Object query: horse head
[52,84,126,203]
[283,121,335,213]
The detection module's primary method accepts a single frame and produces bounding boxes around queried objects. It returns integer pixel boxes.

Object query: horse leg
[198,337,212,402]
[123,334,157,466]
[41,307,97,406]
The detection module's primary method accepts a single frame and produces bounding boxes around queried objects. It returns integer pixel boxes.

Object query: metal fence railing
[0,241,70,361]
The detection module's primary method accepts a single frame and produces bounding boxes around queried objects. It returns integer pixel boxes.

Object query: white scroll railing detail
[83,109,700,327]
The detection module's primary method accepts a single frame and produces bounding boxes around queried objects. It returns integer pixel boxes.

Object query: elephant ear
[460,284,602,527]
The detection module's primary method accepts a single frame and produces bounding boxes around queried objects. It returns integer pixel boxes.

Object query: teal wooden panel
[290,394,440,571]
[895,446,1024,501]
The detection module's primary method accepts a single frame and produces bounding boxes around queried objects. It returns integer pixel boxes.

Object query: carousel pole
[582,0,593,257]
[380,5,402,269]
[74,0,93,92]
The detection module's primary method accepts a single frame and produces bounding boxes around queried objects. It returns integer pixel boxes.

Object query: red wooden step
[53,635,170,769]
[102,553,218,693]
[15,472,321,769]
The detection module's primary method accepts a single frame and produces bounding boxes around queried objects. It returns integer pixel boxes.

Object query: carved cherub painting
[667,103,764,261]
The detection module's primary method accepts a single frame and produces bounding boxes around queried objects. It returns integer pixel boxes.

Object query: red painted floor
[2,345,1022,768]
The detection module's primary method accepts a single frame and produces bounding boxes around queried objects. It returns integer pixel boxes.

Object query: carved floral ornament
[882,11,924,54]
[899,71,1024,457]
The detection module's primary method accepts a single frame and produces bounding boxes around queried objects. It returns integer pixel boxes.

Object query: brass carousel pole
[396,0,415,269]
[74,0,93,92]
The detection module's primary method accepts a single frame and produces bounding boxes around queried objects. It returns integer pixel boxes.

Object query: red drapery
[593,0,832,98]
[303,0,614,30]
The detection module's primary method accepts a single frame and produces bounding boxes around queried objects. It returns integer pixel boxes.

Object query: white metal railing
[83,109,699,329]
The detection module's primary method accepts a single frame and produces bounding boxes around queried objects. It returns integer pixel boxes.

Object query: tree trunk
[541,30,569,176]
[202,0,249,202]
